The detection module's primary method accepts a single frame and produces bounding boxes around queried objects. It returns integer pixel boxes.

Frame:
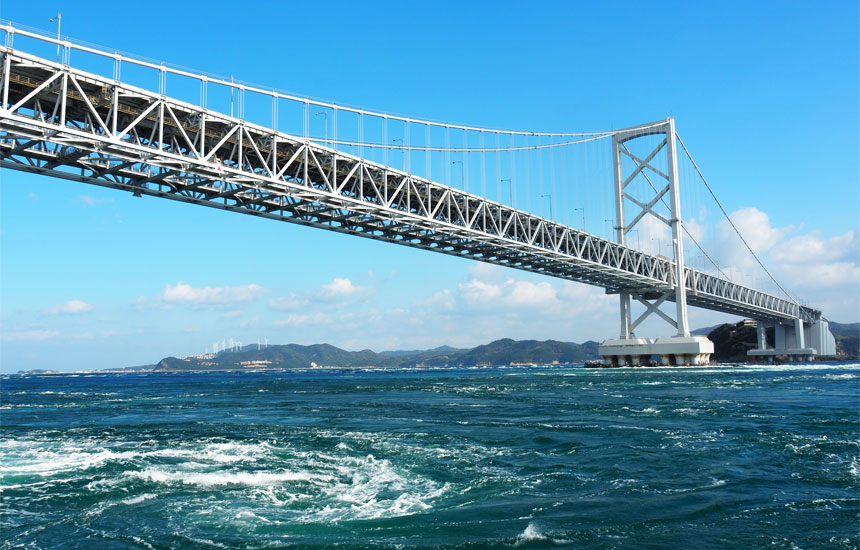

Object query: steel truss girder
[0,48,817,323]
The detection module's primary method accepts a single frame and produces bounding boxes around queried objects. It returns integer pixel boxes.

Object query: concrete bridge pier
[600,336,713,367]
[748,318,836,362]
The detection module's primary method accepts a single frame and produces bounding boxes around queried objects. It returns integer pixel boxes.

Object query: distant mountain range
[149,321,859,372]
[154,338,601,371]
[17,321,856,374]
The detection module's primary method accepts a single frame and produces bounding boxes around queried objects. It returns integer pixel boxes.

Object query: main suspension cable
[675,132,800,304]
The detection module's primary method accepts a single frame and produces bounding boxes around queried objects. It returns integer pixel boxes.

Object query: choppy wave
[2,363,858,548]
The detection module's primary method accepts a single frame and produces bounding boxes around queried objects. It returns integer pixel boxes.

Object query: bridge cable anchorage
[675,132,801,305]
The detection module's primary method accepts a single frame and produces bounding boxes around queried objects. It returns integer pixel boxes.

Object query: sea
[1,363,858,549]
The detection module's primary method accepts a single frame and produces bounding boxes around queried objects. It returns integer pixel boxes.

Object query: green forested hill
[829,322,859,358]
[155,339,600,371]
[148,320,858,372]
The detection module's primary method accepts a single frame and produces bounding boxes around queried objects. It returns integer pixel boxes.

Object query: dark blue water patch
[1,363,858,549]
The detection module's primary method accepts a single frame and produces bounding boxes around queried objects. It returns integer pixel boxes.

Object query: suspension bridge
[0,23,836,365]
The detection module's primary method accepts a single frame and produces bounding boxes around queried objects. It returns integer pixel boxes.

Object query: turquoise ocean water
[1,363,858,549]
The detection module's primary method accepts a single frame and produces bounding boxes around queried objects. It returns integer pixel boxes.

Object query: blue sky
[1,1,858,372]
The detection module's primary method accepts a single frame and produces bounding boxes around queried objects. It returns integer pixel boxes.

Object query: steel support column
[612,132,631,339]
[665,118,689,337]
[757,322,768,350]
[610,118,690,335]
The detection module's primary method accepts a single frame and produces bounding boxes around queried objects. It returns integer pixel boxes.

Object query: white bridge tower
[598,118,714,366]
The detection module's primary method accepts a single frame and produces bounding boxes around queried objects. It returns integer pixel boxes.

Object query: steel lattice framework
[0,47,820,323]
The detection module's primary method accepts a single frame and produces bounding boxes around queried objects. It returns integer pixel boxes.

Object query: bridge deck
[0,48,818,323]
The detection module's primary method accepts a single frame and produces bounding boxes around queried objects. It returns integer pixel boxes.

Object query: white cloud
[45,300,95,315]
[383,270,619,347]
[558,281,615,313]
[274,313,331,326]
[460,278,503,304]
[508,280,557,307]
[459,277,559,311]
[632,214,672,256]
[268,278,373,312]
[709,207,789,268]
[417,288,456,310]
[162,282,265,304]
[416,267,616,327]
[133,295,172,311]
[1,329,59,342]
[268,293,309,311]
[767,230,859,306]
[683,217,705,248]
[320,278,369,298]
[78,195,114,207]
[770,231,858,265]
[729,207,787,252]
[777,261,860,289]
[682,207,859,321]
[240,316,260,328]
[220,310,243,319]
[468,261,503,280]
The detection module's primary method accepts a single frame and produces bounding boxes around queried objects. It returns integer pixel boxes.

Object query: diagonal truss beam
[631,292,677,332]
[622,138,666,188]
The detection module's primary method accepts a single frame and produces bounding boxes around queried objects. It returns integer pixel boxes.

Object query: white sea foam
[121,493,157,505]
[621,406,661,414]
[823,373,858,380]
[151,441,269,464]
[329,454,450,520]
[107,446,454,523]
[2,429,471,526]
[515,522,546,545]
[0,437,273,479]
[610,478,638,488]
[0,447,140,475]
[84,491,160,518]
[665,478,726,494]
[130,468,320,487]
[129,537,156,550]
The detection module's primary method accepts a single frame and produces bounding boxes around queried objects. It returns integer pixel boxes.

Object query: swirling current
[1,363,858,549]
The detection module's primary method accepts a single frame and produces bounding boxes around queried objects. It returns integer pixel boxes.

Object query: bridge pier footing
[747,319,835,362]
[748,349,817,362]
[598,336,714,367]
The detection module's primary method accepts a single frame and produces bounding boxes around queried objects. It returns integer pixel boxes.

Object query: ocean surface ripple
[2,363,858,549]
